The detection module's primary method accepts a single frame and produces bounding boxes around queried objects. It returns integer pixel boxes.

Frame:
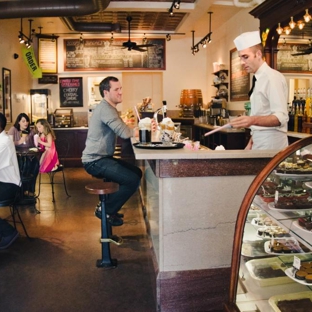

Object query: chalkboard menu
[277,44,312,73]
[59,77,83,107]
[64,38,166,71]
[230,48,250,101]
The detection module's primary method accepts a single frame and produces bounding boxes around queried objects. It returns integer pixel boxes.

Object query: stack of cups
[138,117,152,145]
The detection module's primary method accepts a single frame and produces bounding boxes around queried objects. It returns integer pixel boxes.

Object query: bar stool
[85,181,122,269]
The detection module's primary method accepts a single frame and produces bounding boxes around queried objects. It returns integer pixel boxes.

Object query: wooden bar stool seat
[85,181,121,269]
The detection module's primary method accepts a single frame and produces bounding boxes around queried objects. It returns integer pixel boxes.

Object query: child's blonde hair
[36,119,56,140]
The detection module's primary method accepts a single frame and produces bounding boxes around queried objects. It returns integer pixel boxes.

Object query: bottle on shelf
[293,97,299,132]
[288,103,294,132]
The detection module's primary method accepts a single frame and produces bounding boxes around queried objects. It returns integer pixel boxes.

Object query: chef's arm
[230,115,280,129]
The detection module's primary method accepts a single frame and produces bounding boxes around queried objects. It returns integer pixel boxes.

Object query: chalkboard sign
[277,44,312,73]
[59,77,83,107]
[230,48,250,102]
[38,75,58,84]
[64,38,166,71]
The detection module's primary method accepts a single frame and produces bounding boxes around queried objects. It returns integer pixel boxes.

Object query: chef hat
[233,31,261,51]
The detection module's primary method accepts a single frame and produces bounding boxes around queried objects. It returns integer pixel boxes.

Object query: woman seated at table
[8,113,38,197]
[8,113,35,147]
[36,119,59,172]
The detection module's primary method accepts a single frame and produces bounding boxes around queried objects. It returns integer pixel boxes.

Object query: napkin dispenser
[54,109,74,128]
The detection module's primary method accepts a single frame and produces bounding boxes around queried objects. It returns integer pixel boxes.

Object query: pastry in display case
[224,137,312,312]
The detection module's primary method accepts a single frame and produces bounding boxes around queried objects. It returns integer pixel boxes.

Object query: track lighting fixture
[17,19,33,48]
[168,0,181,16]
[166,34,171,41]
[79,33,84,44]
[191,12,213,55]
[110,32,114,43]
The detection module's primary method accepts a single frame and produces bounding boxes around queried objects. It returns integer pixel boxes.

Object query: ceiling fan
[122,16,154,52]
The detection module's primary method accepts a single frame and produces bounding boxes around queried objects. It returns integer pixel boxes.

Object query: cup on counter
[159,117,175,145]
[138,117,152,145]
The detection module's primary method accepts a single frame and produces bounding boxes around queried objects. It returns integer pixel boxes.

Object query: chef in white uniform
[230,31,289,150]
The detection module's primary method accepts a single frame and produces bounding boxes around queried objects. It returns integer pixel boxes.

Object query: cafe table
[15,146,42,213]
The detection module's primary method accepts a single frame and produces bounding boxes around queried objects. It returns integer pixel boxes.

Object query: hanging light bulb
[304,9,311,23]
[284,26,291,35]
[276,23,283,35]
[289,16,296,29]
[297,20,305,30]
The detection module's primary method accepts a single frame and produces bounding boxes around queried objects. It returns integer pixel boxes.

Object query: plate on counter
[285,267,312,286]
[264,238,308,255]
[269,291,312,311]
[268,202,312,212]
[133,142,185,149]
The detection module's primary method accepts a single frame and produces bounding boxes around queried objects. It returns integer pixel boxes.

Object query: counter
[131,138,279,311]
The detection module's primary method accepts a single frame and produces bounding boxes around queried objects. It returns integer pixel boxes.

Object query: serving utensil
[204,123,232,136]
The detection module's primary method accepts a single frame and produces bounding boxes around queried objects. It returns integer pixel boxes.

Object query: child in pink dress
[36,119,59,173]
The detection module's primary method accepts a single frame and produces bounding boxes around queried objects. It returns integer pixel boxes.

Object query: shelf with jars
[224,136,312,312]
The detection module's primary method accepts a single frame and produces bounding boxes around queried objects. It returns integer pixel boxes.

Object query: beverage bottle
[288,104,294,132]
[293,98,298,132]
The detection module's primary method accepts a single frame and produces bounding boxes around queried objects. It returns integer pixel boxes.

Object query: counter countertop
[131,138,278,160]
[53,126,88,130]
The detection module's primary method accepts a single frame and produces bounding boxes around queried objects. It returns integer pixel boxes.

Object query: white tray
[293,220,312,234]
[274,170,312,180]
[285,267,312,286]
[245,257,293,287]
[268,201,312,212]
[269,291,312,312]
[264,238,306,255]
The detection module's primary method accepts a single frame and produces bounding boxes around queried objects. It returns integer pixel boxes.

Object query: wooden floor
[0,168,157,312]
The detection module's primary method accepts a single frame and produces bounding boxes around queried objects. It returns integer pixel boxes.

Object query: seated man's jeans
[83,157,142,215]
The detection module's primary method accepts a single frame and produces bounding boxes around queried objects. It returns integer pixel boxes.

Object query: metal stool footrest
[100,235,123,246]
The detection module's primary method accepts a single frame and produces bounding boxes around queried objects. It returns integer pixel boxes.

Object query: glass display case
[30,89,51,124]
[224,136,312,312]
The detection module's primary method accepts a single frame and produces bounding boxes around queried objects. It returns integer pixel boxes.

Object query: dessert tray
[264,238,309,255]
[273,170,312,180]
[268,202,312,212]
[245,257,293,287]
[133,142,185,149]
[285,267,312,286]
[293,220,312,233]
[269,291,312,312]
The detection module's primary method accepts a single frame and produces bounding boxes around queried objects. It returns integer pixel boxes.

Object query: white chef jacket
[250,62,289,150]
[0,130,21,186]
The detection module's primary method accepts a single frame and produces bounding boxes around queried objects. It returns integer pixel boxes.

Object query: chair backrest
[55,138,70,167]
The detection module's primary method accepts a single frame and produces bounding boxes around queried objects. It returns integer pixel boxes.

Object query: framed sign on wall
[38,38,58,74]
[64,38,166,71]
[277,43,312,73]
[59,77,83,107]
[230,48,250,102]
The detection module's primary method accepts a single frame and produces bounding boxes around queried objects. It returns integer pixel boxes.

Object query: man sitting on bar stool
[0,113,21,249]
[82,76,142,226]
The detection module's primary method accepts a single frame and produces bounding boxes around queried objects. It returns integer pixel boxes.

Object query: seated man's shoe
[94,207,123,226]
[0,230,19,250]
[107,215,123,226]
[95,204,124,219]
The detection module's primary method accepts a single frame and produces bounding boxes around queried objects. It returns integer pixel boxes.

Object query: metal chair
[0,187,30,238]
[37,138,71,202]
